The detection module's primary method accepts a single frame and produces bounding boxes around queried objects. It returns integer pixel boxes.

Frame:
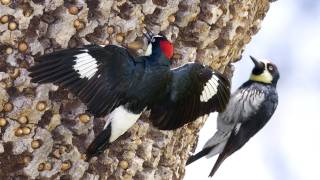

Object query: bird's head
[143,30,174,60]
[249,56,280,85]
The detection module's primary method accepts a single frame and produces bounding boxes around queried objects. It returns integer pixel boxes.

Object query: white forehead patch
[145,43,152,56]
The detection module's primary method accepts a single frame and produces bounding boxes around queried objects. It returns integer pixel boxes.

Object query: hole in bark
[118,3,133,20]
[129,0,147,4]
[152,0,168,7]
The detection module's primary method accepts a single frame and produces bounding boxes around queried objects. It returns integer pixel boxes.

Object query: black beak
[250,56,264,70]
[143,28,154,42]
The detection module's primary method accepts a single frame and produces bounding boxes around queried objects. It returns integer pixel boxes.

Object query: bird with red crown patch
[28,29,231,160]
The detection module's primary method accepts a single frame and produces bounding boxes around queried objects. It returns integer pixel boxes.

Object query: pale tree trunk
[0,0,271,179]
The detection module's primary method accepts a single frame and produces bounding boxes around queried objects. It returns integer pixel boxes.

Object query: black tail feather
[85,123,112,161]
[186,147,212,165]
[208,152,228,177]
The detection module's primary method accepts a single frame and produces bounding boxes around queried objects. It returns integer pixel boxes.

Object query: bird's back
[203,81,278,156]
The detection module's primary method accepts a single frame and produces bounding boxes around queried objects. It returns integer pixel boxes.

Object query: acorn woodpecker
[28,30,231,160]
[186,56,279,177]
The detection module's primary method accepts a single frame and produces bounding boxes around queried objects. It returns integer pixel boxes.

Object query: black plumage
[186,56,279,178]
[28,32,231,159]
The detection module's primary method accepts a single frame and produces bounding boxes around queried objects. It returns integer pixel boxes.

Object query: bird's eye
[268,65,274,71]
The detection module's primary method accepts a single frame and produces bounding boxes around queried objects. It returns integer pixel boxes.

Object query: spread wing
[29,45,136,117]
[149,63,231,130]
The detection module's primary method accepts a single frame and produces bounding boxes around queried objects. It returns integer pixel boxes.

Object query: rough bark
[0,0,270,179]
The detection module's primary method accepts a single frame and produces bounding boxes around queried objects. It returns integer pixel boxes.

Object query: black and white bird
[28,30,231,160]
[186,56,279,177]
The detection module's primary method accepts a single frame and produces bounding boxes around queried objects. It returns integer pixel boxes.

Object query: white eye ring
[268,66,273,71]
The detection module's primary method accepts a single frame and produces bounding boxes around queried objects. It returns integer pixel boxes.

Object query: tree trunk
[0,0,270,179]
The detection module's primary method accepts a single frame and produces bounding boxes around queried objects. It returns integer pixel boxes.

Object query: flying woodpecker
[28,30,231,160]
[186,56,279,177]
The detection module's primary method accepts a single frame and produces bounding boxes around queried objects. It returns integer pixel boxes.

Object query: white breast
[106,106,142,142]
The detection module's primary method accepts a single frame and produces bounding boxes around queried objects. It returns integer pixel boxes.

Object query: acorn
[8,21,17,31]
[18,42,28,53]
[5,47,13,55]
[80,153,86,160]
[0,117,7,127]
[0,15,9,24]
[3,102,13,112]
[38,163,45,171]
[15,128,23,136]
[9,68,20,79]
[44,162,52,171]
[61,161,71,171]
[52,148,61,158]
[119,160,129,170]
[168,15,176,23]
[23,156,32,165]
[123,174,132,180]
[31,139,41,149]
[4,79,12,88]
[36,101,46,111]
[23,9,33,17]
[18,116,28,124]
[68,6,79,15]
[0,82,6,89]
[79,114,90,123]
[107,26,114,34]
[116,34,124,43]
[73,19,85,30]
[1,0,11,5]
[22,127,31,135]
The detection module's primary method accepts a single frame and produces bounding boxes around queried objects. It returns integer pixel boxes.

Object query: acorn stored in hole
[9,68,20,79]
[119,160,129,169]
[36,101,46,111]
[38,163,45,171]
[79,114,90,123]
[31,139,41,149]
[1,0,11,5]
[8,21,17,30]
[73,19,85,30]
[23,156,32,165]
[18,116,28,124]
[68,6,79,15]
[5,47,13,55]
[0,15,9,24]
[168,15,176,23]
[44,162,52,170]
[18,42,28,52]
[116,34,124,43]
[107,26,114,34]
[0,118,7,127]
[61,161,72,171]
[22,127,31,135]
[15,128,23,136]
[4,102,13,112]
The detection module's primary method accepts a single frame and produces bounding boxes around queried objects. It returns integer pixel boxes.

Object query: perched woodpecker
[186,56,279,177]
[28,30,231,160]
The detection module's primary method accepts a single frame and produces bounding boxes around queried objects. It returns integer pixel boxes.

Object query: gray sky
[185,0,320,179]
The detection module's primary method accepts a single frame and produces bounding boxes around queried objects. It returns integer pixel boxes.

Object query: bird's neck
[145,51,170,66]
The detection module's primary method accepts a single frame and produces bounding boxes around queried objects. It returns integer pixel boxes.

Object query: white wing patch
[200,74,219,102]
[73,51,98,79]
[106,106,142,142]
